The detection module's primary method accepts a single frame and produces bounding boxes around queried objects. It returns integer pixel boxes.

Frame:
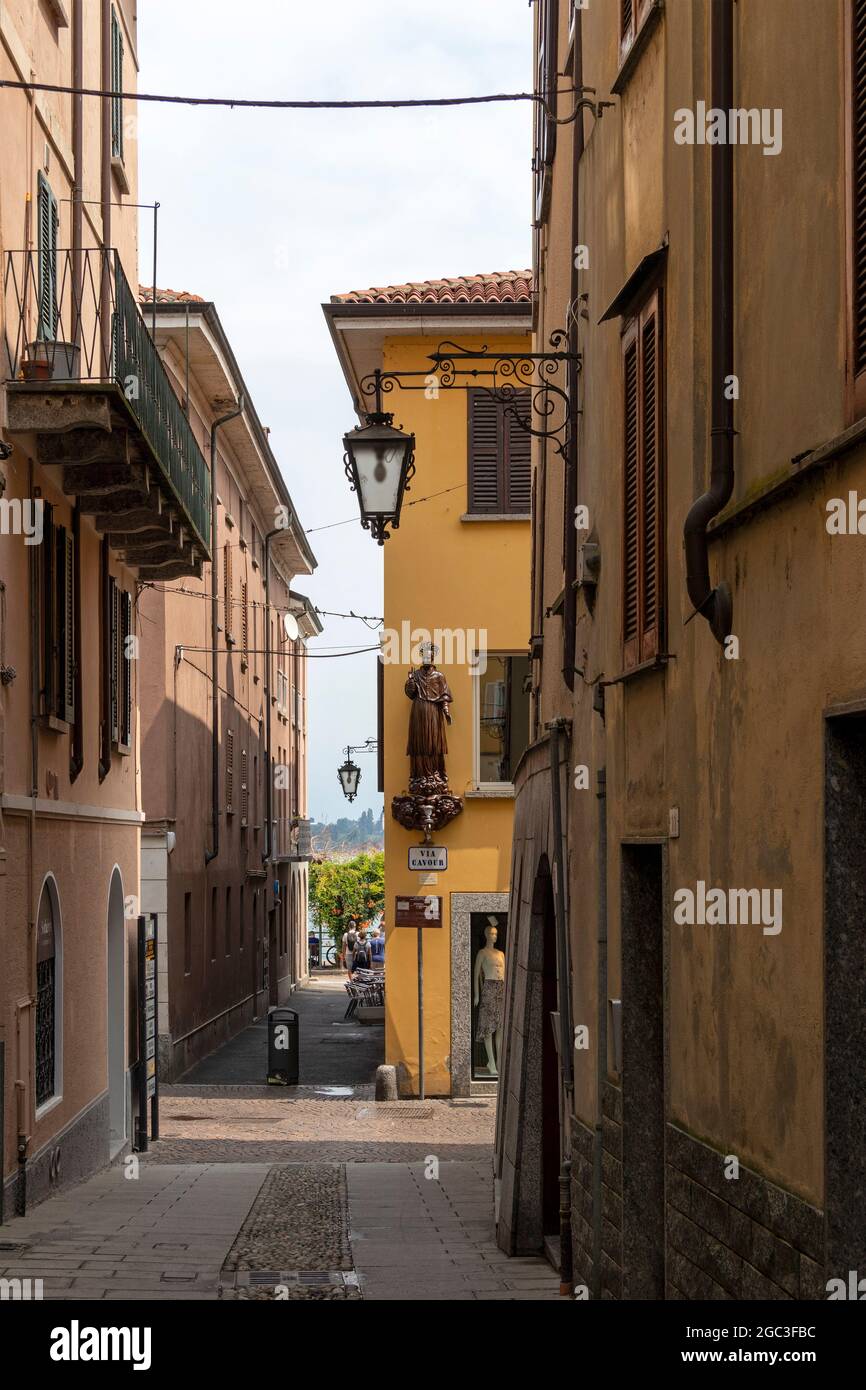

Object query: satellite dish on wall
[283,612,299,642]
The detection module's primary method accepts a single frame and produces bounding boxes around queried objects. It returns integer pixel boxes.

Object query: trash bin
[267,1007,299,1085]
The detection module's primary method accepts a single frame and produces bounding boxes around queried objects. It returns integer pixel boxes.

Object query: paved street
[0,976,560,1301]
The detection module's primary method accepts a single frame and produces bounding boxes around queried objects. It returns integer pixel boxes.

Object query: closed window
[533,0,557,225]
[225,886,232,956]
[111,8,124,161]
[108,578,132,747]
[467,390,532,515]
[226,728,234,814]
[224,542,234,643]
[476,654,531,784]
[41,505,75,724]
[622,289,664,670]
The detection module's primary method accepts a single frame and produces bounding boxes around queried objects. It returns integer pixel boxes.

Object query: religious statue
[405,653,452,779]
[474,918,506,1076]
[391,641,463,839]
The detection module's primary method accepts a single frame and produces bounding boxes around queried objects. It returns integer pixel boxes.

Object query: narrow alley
[0,976,560,1302]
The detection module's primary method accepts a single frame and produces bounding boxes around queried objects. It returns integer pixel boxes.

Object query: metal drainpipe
[261,525,283,866]
[683,0,735,644]
[205,397,244,865]
[548,719,574,1293]
[591,766,608,1299]
[71,0,83,349]
[562,10,585,690]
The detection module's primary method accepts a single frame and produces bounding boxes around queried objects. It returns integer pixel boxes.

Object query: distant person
[369,926,385,970]
[351,931,372,974]
[342,919,360,974]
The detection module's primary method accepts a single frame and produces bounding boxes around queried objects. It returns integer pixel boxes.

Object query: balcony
[2,249,209,576]
[274,816,313,862]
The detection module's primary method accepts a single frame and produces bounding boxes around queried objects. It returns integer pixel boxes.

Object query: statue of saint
[405,643,452,781]
[473,918,506,1076]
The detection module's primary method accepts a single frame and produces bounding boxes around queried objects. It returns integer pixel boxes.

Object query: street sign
[394,895,442,928]
[408,846,448,872]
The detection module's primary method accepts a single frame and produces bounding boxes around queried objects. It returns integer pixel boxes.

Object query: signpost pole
[417,925,424,1103]
[150,912,160,1141]
[136,915,148,1152]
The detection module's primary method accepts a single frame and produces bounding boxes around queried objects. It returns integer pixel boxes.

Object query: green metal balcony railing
[2,247,211,553]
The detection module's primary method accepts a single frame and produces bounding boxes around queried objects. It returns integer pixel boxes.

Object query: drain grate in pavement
[233,1270,359,1288]
[377,1104,434,1118]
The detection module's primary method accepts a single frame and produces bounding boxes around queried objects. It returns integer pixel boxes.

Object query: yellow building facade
[325,273,532,1096]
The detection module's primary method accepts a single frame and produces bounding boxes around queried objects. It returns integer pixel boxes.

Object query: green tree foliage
[309,851,385,945]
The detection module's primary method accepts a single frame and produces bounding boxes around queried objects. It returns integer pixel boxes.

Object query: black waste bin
[267,1007,299,1085]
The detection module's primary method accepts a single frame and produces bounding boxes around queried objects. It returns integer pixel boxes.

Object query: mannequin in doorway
[473,917,505,1076]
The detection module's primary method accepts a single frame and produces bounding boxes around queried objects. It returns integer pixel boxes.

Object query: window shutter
[505,392,532,513]
[37,173,58,341]
[120,589,132,744]
[241,581,248,662]
[224,543,233,639]
[622,292,665,670]
[621,0,635,42]
[226,728,234,814]
[241,748,249,823]
[640,303,662,659]
[56,526,75,724]
[468,391,501,512]
[622,328,640,668]
[111,9,124,161]
[854,0,866,375]
[41,502,56,715]
[109,577,119,743]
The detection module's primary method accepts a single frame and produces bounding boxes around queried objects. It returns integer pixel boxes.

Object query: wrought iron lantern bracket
[358,329,581,464]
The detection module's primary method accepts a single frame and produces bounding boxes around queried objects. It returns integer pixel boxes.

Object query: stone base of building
[570,1108,826,1299]
[2,1090,119,1220]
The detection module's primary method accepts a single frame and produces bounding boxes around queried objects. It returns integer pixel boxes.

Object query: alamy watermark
[0,497,43,545]
[673,881,782,935]
[674,101,782,157]
[378,621,487,671]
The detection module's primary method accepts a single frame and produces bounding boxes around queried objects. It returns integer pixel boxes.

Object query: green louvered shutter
[111,9,124,161]
[37,172,58,341]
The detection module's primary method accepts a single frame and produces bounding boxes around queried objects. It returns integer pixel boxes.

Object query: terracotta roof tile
[332,270,533,306]
[138,285,206,305]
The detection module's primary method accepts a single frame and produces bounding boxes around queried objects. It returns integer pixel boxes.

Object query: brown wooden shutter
[505,391,532,514]
[241,748,249,823]
[241,581,248,662]
[621,0,634,41]
[622,291,664,670]
[622,325,640,668]
[57,526,75,724]
[120,589,132,745]
[109,577,119,742]
[226,728,234,814]
[640,300,663,659]
[853,0,866,376]
[224,542,233,640]
[468,391,502,512]
[41,502,56,716]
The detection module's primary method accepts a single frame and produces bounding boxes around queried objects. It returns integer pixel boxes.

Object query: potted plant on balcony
[21,337,81,383]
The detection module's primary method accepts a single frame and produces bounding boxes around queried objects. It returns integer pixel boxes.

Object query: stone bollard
[375,1064,398,1102]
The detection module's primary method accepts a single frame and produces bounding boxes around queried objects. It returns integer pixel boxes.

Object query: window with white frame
[474,653,531,785]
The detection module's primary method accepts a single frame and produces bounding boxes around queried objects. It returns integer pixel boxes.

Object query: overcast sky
[138,0,532,822]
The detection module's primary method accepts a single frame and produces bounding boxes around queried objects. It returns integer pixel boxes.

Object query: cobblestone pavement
[0,977,560,1300]
[145,1089,496,1164]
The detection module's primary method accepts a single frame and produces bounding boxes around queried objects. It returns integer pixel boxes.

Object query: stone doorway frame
[450,891,509,1097]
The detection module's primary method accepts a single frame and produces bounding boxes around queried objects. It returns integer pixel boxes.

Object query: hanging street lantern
[343,370,415,544]
[336,738,378,803]
[338,752,361,803]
